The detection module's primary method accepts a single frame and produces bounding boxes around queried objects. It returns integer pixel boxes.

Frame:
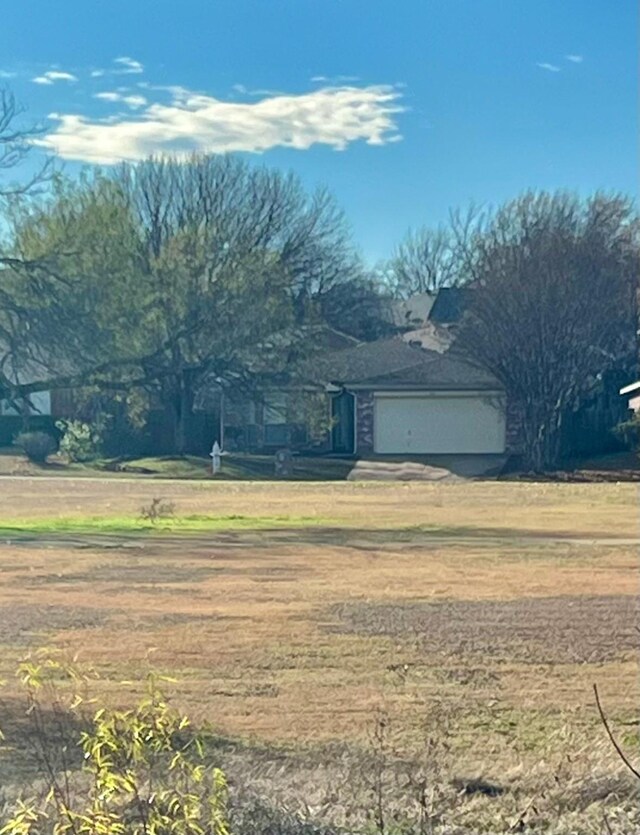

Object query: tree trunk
[170,371,197,456]
[521,405,564,472]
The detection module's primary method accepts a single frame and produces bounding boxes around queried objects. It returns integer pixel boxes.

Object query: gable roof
[303,337,502,391]
[388,292,436,327]
[428,287,475,324]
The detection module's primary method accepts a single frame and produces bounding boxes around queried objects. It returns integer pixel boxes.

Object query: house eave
[341,383,505,393]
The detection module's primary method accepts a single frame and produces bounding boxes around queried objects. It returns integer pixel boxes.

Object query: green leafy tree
[7,155,363,454]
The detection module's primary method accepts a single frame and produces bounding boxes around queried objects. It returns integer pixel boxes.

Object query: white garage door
[374,393,506,454]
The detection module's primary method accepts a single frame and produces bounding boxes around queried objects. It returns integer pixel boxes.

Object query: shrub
[14,431,57,464]
[140,496,176,524]
[1,655,230,835]
[55,419,103,462]
[613,413,640,452]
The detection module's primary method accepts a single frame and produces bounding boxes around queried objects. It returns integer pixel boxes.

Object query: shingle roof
[301,337,502,391]
[428,287,475,324]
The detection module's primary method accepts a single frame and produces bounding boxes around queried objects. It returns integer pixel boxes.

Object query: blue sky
[0,0,637,261]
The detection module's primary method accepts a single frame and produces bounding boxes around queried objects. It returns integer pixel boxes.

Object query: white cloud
[32,70,78,85]
[537,62,561,73]
[0,70,17,79]
[122,94,147,109]
[114,56,144,74]
[311,74,360,84]
[94,90,148,109]
[565,54,584,63]
[91,69,106,78]
[36,83,403,164]
[231,83,285,97]
[94,91,121,102]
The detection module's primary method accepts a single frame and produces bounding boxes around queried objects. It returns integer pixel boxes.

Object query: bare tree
[0,90,57,410]
[456,191,639,471]
[115,154,360,317]
[110,155,362,452]
[389,205,485,298]
[0,89,51,201]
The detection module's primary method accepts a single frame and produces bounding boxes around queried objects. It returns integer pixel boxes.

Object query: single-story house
[324,339,508,456]
[221,337,516,457]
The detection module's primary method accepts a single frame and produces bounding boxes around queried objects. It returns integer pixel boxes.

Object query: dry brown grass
[1,476,639,536]
[0,479,638,831]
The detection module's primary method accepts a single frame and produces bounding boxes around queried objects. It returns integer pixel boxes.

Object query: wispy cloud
[0,70,17,79]
[565,54,584,63]
[311,74,360,84]
[94,90,148,109]
[231,83,285,97]
[536,62,561,73]
[122,94,147,109]
[32,70,78,85]
[94,91,121,102]
[114,56,144,75]
[36,83,404,164]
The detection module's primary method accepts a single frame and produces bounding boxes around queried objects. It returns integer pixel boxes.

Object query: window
[0,391,51,416]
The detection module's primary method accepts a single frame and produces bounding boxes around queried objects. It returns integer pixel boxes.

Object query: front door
[331,391,355,454]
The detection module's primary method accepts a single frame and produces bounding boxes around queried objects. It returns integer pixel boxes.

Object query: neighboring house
[620,381,640,412]
[388,287,471,354]
[427,286,475,325]
[0,389,53,418]
[0,347,73,444]
[388,292,436,329]
[0,383,70,445]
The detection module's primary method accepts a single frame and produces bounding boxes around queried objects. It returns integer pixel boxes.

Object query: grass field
[0,478,638,832]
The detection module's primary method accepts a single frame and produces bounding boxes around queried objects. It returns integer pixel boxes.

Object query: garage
[373,392,506,454]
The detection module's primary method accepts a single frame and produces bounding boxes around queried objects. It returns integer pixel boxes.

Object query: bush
[55,419,104,462]
[14,431,57,463]
[613,413,640,452]
[1,655,230,835]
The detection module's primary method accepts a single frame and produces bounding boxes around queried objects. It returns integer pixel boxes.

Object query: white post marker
[210,441,221,475]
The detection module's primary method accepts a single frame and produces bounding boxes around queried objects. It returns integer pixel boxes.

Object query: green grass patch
[0,513,335,537]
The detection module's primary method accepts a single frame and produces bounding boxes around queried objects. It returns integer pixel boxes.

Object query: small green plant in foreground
[0,655,229,835]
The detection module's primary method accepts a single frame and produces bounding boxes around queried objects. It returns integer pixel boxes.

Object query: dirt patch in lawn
[0,603,115,646]
[326,594,640,664]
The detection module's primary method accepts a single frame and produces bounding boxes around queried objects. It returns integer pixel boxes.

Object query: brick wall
[356,392,374,453]
[505,398,524,454]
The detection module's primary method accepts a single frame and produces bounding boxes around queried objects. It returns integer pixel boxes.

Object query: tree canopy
[456,191,639,470]
[3,154,364,451]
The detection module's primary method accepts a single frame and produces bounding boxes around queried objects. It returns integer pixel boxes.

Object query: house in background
[220,287,514,459]
[320,339,509,456]
[620,380,640,412]
[0,349,73,445]
[221,335,514,459]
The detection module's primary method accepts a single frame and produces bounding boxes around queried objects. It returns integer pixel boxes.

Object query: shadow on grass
[1,522,635,555]
[0,693,87,790]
